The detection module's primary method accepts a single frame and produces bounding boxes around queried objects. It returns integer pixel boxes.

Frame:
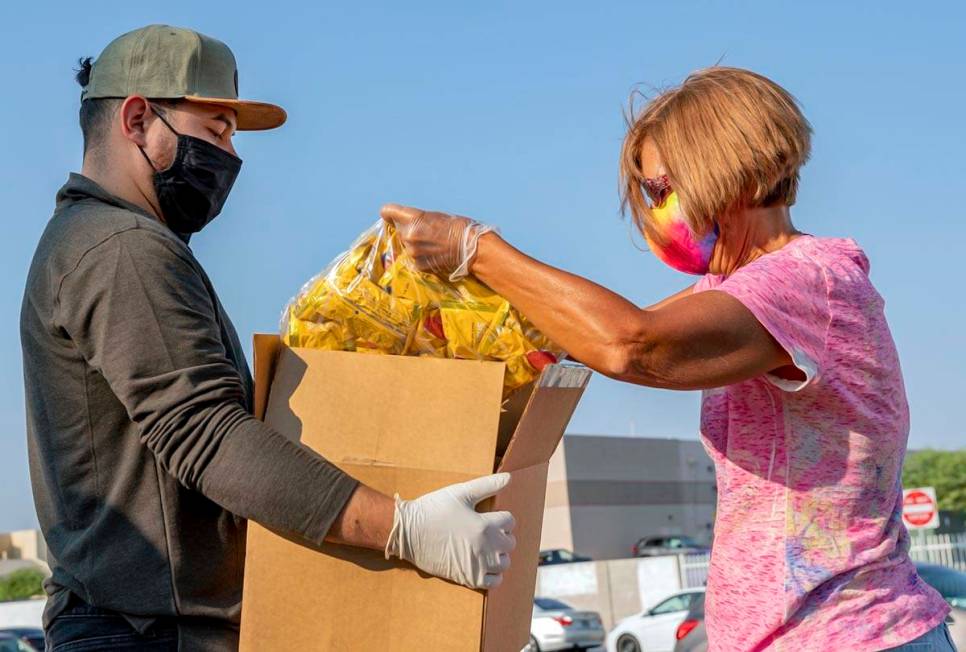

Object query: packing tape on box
[538,364,592,389]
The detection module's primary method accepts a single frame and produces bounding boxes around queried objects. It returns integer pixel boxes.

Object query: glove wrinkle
[384,473,515,590]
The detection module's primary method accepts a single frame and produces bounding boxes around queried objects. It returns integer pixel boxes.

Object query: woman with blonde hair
[381,67,955,651]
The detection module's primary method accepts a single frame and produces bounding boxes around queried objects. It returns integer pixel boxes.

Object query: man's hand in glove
[385,472,516,590]
[380,203,497,281]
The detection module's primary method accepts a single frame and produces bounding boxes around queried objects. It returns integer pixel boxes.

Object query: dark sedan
[539,549,592,566]
[0,632,36,652]
[632,536,709,558]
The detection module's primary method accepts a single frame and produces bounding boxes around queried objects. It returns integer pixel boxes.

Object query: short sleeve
[713,243,831,391]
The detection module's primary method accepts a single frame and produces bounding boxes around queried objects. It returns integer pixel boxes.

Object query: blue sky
[0,1,963,529]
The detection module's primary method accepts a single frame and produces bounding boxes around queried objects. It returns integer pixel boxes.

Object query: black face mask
[138,105,242,235]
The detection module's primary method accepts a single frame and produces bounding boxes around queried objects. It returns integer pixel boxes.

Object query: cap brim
[182,96,287,131]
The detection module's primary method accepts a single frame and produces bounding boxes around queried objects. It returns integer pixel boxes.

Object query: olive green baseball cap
[81,24,286,131]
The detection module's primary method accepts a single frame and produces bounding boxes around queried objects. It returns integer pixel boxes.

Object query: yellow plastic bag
[281,221,565,396]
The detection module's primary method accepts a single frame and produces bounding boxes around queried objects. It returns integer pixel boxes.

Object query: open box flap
[497,364,591,473]
[482,460,551,651]
[256,336,506,476]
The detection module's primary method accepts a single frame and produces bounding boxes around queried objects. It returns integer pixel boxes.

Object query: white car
[606,589,705,652]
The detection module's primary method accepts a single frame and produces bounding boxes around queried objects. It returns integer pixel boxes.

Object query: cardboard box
[240,335,591,651]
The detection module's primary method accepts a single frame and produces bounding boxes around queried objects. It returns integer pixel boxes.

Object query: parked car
[539,549,592,566]
[0,632,35,652]
[0,629,43,652]
[523,597,605,651]
[632,536,709,558]
[915,562,966,650]
[672,592,706,652]
[606,589,705,652]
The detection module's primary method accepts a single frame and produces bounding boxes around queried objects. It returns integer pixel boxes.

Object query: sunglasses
[642,174,673,208]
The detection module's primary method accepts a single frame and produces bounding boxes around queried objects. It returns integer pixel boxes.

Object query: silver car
[672,591,706,652]
[523,597,605,652]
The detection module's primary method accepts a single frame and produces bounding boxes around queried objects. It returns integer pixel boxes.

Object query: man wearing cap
[20,25,516,651]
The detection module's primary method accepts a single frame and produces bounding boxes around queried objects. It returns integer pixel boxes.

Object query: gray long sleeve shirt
[20,173,358,650]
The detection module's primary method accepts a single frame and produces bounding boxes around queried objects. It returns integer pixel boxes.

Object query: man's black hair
[74,57,179,157]
[75,57,120,156]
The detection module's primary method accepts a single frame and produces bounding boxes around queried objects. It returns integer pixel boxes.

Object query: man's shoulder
[39,200,189,274]
[53,198,165,246]
[24,197,197,316]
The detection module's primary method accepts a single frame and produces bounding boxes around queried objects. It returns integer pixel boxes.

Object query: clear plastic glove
[380,204,497,280]
[385,472,516,589]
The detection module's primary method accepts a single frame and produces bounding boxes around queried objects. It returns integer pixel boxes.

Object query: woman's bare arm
[380,205,794,390]
[471,234,791,390]
[644,284,695,311]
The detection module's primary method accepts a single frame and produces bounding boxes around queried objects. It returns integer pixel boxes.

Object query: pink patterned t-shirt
[693,236,949,651]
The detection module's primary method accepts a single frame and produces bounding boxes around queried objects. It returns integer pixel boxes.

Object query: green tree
[0,568,45,602]
[902,449,966,514]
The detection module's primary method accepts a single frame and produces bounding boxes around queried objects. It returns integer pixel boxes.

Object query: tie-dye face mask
[642,175,718,275]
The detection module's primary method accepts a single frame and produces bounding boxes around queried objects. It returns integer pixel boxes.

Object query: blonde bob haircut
[620,66,812,241]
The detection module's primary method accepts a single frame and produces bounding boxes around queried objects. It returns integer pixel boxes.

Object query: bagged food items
[281,221,565,396]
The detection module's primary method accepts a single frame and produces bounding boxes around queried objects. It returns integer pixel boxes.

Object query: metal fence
[677,531,966,588]
[679,551,710,588]
[908,531,966,571]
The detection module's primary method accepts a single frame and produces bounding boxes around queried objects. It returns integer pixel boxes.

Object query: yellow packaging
[280,221,565,396]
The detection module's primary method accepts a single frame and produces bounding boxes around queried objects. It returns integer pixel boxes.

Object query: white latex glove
[385,473,516,589]
[380,204,498,280]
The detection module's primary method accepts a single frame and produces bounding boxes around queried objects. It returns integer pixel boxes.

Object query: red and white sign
[902,486,939,530]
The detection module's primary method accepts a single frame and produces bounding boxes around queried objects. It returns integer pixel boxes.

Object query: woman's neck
[710,204,801,276]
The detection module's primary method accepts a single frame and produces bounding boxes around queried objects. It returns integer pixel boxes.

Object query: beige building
[0,529,50,577]
[0,530,47,564]
[540,435,717,561]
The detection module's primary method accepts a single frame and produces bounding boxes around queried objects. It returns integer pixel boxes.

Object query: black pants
[45,600,178,652]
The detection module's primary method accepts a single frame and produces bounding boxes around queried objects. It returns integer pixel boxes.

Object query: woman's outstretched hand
[380,204,496,280]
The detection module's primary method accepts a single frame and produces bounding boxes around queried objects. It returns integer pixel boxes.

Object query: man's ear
[119,95,152,147]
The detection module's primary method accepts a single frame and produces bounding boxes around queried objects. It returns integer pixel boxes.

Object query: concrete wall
[536,556,686,630]
[540,441,574,552]
[540,435,717,561]
[569,504,715,561]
